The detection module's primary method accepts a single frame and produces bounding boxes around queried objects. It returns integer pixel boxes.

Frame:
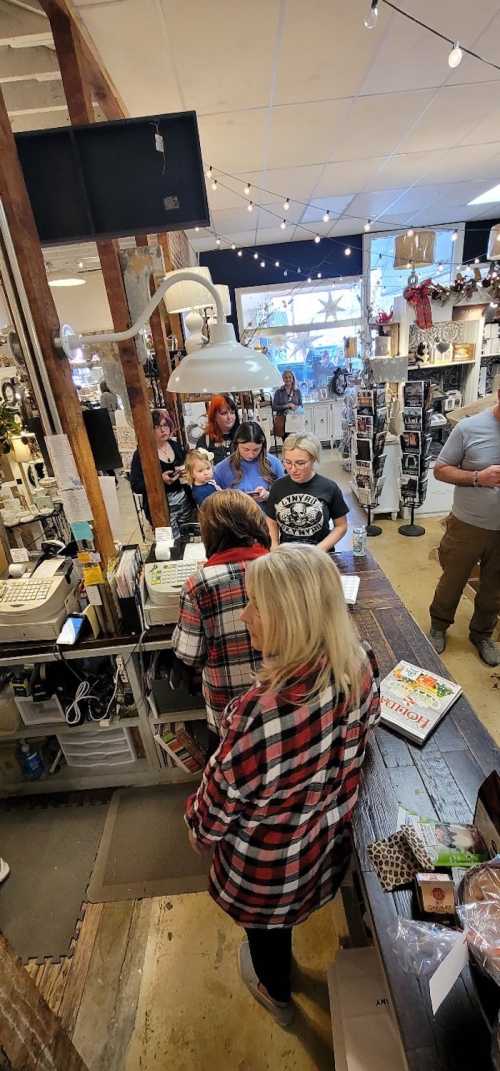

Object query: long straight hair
[229,421,274,486]
[206,394,239,443]
[246,544,365,705]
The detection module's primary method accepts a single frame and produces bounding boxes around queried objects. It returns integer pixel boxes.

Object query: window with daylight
[236,277,363,398]
[366,227,464,318]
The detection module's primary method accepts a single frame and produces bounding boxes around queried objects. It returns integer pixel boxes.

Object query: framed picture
[452,343,475,363]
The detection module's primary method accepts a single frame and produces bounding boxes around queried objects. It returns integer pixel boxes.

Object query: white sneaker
[0,858,10,884]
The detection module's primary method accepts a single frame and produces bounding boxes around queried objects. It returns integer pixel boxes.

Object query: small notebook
[182,542,207,563]
[341,575,360,606]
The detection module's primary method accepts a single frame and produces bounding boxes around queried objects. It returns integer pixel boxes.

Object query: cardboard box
[416,872,455,916]
[474,772,500,859]
[327,947,406,1071]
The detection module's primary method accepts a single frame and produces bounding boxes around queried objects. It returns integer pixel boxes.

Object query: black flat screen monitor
[83,409,122,471]
[15,111,209,245]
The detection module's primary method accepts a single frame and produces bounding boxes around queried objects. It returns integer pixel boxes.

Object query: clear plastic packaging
[457,901,500,987]
[388,918,459,976]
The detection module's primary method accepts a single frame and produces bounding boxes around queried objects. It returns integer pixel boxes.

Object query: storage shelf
[0,715,141,743]
[408,359,475,370]
[0,757,199,796]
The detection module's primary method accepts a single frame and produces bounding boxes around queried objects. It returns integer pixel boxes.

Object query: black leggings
[246,927,293,1003]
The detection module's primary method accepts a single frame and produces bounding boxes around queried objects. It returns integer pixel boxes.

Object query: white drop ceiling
[2,0,500,261]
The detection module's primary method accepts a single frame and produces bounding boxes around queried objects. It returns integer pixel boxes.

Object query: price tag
[11,548,29,563]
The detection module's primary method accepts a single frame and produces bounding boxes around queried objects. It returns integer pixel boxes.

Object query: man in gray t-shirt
[429,381,500,666]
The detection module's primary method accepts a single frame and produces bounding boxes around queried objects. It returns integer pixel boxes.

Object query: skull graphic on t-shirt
[275,492,324,539]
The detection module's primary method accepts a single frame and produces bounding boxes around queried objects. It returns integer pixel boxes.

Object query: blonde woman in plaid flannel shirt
[185,545,380,1026]
[173,491,271,745]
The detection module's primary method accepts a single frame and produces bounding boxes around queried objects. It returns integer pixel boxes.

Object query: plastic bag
[388,917,459,976]
[457,901,500,987]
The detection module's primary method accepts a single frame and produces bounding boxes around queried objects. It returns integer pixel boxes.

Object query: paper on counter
[429,933,468,1014]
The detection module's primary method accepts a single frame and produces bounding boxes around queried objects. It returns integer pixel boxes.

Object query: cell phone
[57,613,87,647]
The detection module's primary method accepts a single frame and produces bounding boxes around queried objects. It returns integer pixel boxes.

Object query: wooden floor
[25,893,349,1070]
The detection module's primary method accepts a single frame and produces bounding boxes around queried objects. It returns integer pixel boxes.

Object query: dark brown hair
[199,489,271,557]
[229,421,274,486]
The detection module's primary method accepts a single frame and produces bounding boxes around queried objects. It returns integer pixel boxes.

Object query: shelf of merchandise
[408,359,475,370]
[0,756,199,797]
[393,294,485,405]
[0,631,190,797]
[0,714,141,743]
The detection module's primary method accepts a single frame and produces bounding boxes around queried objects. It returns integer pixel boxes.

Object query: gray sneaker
[470,637,500,667]
[429,627,446,655]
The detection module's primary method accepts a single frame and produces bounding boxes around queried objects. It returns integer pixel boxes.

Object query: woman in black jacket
[130,410,195,539]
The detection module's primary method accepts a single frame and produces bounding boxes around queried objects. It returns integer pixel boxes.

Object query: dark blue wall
[200,233,362,336]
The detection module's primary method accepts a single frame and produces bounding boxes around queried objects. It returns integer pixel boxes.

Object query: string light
[231,243,236,250]
[283,198,290,211]
[406,228,414,237]
[195,226,200,232]
[364,221,371,232]
[364,0,378,30]
[345,246,352,256]
[284,270,288,277]
[280,219,287,230]
[216,237,221,246]
[317,272,322,278]
[297,268,301,273]
[247,201,254,212]
[448,42,463,68]
[314,234,321,244]
[244,182,251,195]
[474,257,480,264]
[253,252,259,259]
[206,165,213,179]
[260,260,266,268]
[275,260,280,267]
[307,276,312,283]
[237,249,243,256]
[211,178,218,190]
[437,261,443,270]
[323,210,331,223]
[452,229,458,242]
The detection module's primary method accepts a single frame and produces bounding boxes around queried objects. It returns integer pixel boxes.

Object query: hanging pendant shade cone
[486,223,500,260]
[167,322,282,394]
[394,230,435,269]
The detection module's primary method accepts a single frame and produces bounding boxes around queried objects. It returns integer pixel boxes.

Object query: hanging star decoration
[315,292,346,322]
[287,332,315,361]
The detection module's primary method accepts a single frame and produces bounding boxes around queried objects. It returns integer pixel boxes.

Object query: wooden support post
[135,236,182,436]
[43,0,168,529]
[98,241,168,527]
[0,931,89,1070]
[0,89,115,562]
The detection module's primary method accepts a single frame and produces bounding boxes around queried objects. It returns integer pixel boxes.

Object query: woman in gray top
[99,381,119,425]
[273,369,302,414]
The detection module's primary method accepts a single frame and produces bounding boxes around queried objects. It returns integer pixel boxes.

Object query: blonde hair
[184,448,213,486]
[283,433,321,463]
[246,544,364,704]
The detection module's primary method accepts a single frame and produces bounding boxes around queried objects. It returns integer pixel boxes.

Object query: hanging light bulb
[323,210,331,223]
[307,276,312,283]
[451,229,458,242]
[216,237,221,246]
[314,234,321,244]
[283,197,290,211]
[474,257,480,264]
[297,267,301,274]
[448,42,463,69]
[195,226,200,232]
[260,260,266,268]
[437,262,443,271]
[211,178,218,190]
[275,260,280,267]
[284,270,288,277]
[317,272,322,279]
[364,0,378,30]
[344,246,352,256]
[237,250,243,257]
[247,201,254,212]
[231,243,236,250]
[253,252,259,259]
[244,182,251,195]
[206,165,213,179]
[364,221,371,232]
[406,228,414,238]
[280,219,287,230]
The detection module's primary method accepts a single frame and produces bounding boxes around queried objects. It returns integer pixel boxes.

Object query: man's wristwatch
[473,470,480,487]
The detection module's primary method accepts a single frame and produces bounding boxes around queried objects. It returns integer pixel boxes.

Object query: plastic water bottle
[17,740,45,780]
[352,526,367,557]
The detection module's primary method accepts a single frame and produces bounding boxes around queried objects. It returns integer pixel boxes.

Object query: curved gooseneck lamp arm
[55,270,224,359]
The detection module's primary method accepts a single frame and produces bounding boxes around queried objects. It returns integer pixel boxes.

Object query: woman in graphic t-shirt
[264,432,348,549]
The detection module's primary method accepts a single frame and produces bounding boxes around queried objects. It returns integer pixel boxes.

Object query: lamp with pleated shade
[394,230,435,269]
[487,223,500,260]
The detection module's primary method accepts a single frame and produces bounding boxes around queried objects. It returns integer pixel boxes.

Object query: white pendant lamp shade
[163,266,213,313]
[487,223,500,260]
[394,230,435,268]
[167,322,282,394]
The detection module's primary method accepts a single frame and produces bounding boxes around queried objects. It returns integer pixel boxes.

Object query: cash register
[142,540,206,627]
[0,556,80,642]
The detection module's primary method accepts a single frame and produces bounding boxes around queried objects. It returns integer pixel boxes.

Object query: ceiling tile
[198,111,268,173]
[399,83,500,154]
[330,90,435,161]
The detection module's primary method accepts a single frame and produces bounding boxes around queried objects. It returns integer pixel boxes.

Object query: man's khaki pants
[430,514,500,641]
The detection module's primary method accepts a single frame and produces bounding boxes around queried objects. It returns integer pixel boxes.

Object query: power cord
[64,680,104,726]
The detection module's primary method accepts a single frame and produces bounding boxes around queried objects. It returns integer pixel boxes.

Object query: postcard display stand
[353,386,388,537]
[398,380,432,538]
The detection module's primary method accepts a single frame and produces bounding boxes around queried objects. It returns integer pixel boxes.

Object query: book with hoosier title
[380,661,462,744]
